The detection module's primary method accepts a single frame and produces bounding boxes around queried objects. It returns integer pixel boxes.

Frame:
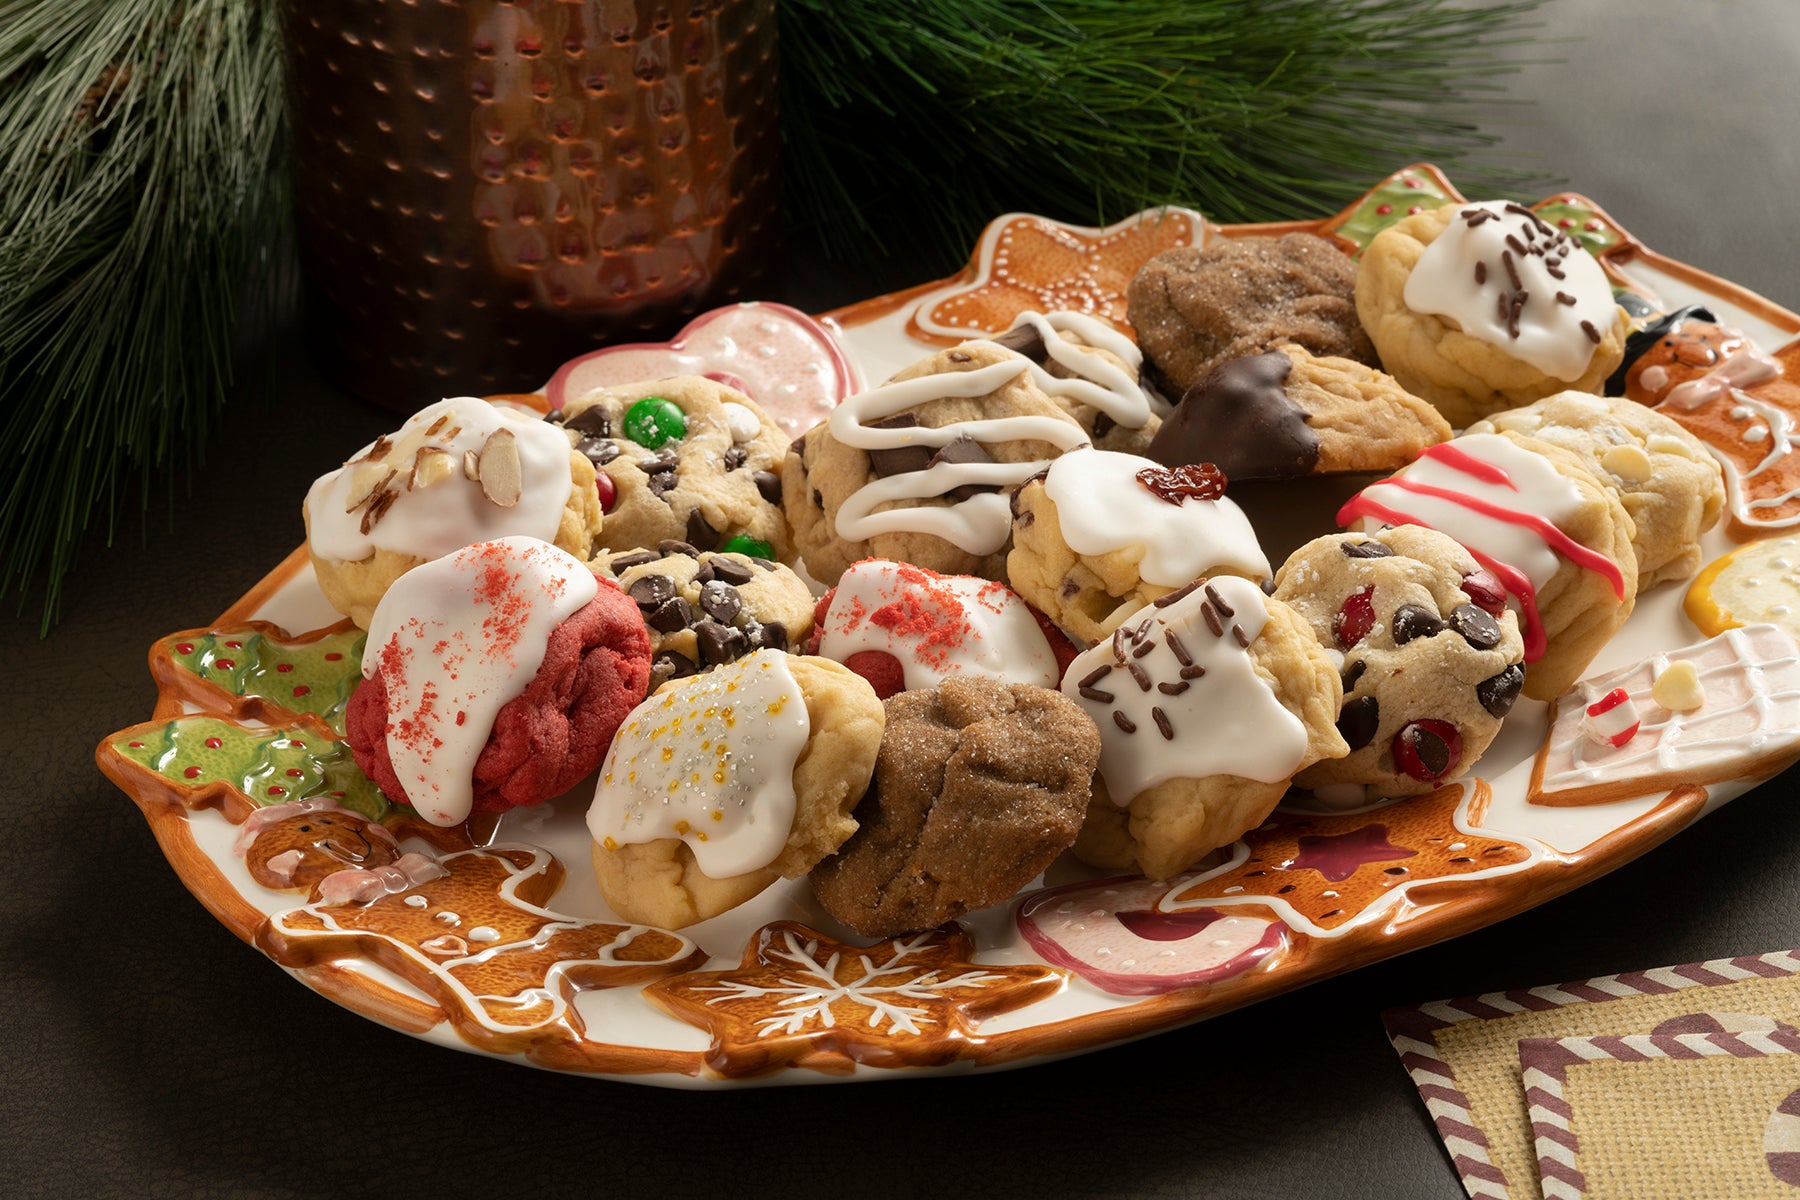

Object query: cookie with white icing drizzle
[987,310,1165,454]
[304,397,604,629]
[781,314,1144,586]
[1064,575,1346,881]
[1356,200,1628,427]
[1339,431,1636,702]
[1007,448,1271,645]
[586,651,884,929]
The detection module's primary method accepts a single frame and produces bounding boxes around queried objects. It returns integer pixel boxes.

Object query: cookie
[784,329,1150,584]
[594,543,813,687]
[1356,200,1628,428]
[1006,448,1271,645]
[987,311,1164,454]
[1126,232,1375,399]
[1272,526,1526,802]
[1340,432,1637,702]
[1466,389,1724,589]
[304,397,605,629]
[586,652,884,929]
[1146,345,1451,481]
[554,374,792,563]
[804,558,1076,699]
[1063,575,1347,881]
[809,678,1099,936]
[345,537,651,826]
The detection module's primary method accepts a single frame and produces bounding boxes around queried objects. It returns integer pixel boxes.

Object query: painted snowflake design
[646,921,1063,1077]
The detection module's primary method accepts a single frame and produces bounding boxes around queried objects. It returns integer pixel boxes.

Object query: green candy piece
[719,534,774,560]
[161,625,365,737]
[622,396,687,448]
[112,715,390,820]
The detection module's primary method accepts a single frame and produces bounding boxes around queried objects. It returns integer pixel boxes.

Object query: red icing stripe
[1419,441,1518,488]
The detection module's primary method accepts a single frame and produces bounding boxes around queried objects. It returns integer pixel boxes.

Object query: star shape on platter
[909,208,1203,344]
[1163,780,1540,937]
[645,920,1064,1078]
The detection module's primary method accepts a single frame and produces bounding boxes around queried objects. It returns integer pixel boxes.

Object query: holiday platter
[99,166,1800,1086]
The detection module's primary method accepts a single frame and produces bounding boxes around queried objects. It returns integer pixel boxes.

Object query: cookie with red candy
[346,537,651,826]
[803,558,1078,700]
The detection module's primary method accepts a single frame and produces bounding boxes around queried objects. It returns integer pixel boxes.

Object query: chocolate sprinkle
[1580,319,1602,344]
[1079,686,1115,703]
[1126,661,1152,692]
[1165,630,1193,666]
[1179,664,1207,680]
[1157,680,1190,696]
[1079,665,1114,689]
[1151,707,1174,740]
[1201,603,1224,638]
[1112,711,1137,734]
[1203,582,1234,618]
[1154,580,1202,608]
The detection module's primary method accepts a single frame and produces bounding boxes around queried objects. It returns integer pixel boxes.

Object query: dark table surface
[9,2,1800,1196]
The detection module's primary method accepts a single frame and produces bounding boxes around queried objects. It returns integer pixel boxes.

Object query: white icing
[362,536,598,827]
[1043,448,1270,585]
[305,397,574,564]
[316,852,449,906]
[1001,310,1153,429]
[1402,200,1616,380]
[1062,575,1308,801]
[817,560,1060,690]
[587,649,810,879]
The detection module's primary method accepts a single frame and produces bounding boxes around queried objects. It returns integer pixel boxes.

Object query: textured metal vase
[284,0,779,408]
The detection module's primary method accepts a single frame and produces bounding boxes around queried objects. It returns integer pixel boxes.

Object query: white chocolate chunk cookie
[586,652,884,929]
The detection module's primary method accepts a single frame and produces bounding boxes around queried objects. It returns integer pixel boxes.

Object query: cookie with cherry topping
[1007,448,1271,645]
[1146,345,1450,482]
[587,652,884,930]
[810,678,1100,937]
[1065,575,1347,881]
[594,543,814,688]
[1126,232,1376,400]
[1466,390,1723,589]
[1273,526,1526,802]
[555,374,793,565]
[1356,201,1628,427]
[304,397,605,630]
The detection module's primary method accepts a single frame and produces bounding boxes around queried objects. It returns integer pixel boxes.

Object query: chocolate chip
[1400,722,1454,776]
[811,488,823,510]
[1342,660,1366,692]
[684,509,718,552]
[746,620,787,652]
[866,413,932,478]
[752,470,782,504]
[642,450,678,474]
[723,446,748,471]
[647,471,678,500]
[706,556,755,586]
[699,580,742,623]
[1448,603,1502,650]
[606,550,661,572]
[931,433,992,469]
[563,406,612,437]
[627,574,675,610]
[1391,604,1445,645]
[1477,664,1525,718]
[694,619,747,665]
[988,323,1047,361]
[1340,540,1394,559]
[658,539,700,558]
[1337,694,1379,750]
[579,437,621,466]
[647,595,693,633]
[651,650,698,686]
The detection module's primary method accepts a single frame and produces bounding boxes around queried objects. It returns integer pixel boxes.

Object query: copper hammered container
[283,0,779,408]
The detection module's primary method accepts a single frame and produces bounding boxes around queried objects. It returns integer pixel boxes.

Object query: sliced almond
[411,445,454,489]
[479,427,523,507]
[343,463,395,513]
[464,449,482,480]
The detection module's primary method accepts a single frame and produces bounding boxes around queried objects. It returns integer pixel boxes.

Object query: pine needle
[0,0,286,630]
[780,0,1548,266]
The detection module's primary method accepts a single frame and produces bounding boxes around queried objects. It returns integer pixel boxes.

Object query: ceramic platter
[99,166,1800,1087]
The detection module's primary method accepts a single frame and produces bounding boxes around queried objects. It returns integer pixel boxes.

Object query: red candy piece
[594,470,617,513]
[1460,569,1507,615]
[1334,586,1375,648]
[843,650,909,700]
[1392,719,1463,782]
[1135,462,1228,504]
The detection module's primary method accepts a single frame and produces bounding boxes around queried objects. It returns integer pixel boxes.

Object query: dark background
[7,2,1799,1196]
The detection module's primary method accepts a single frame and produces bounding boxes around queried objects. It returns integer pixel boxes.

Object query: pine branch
[780,0,1549,267]
[0,0,286,630]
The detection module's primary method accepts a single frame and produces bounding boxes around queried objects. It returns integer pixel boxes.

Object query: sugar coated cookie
[1146,345,1451,482]
[555,374,792,563]
[1356,201,1627,428]
[1127,232,1375,400]
[1340,432,1636,701]
[1007,448,1270,645]
[1064,575,1346,880]
[784,325,1146,584]
[345,537,651,826]
[594,543,813,687]
[810,678,1100,936]
[1273,526,1526,802]
[1466,389,1724,589]
[304,397,604,629]
[805,558,1074,699]
[586,652,884,929]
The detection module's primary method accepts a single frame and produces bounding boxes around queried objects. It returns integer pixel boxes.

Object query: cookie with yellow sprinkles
[585,650,885,929]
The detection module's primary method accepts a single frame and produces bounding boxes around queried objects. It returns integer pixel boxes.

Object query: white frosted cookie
[1467,389,1724,589]
[586,652,884,929]
[304,397,603,629]
[1063,575,1346,880]
[1356,201,1628,428]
